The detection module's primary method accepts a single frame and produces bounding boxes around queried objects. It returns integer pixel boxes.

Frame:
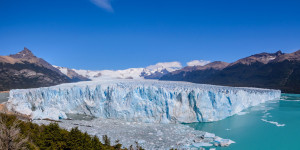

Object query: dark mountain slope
[160,61,229,81]
[0,48,71,91]
[203,60,300,93]
[160,50,300,93]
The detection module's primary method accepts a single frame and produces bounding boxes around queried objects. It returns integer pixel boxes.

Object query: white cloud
[91,0,113,12]
[187,60,211,66]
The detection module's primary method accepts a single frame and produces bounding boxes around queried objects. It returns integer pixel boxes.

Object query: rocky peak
[230,50,285,66]
[292,49,300,55]
[171,61,229,75]
[203,61,229,70]
[5,47,65,75]
[273,49,300,62]
[10,47,35,59]
[275,50,284,56]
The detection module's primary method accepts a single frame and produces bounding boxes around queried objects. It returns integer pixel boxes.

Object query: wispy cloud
[187,60,211,66]
[91,0,114,12]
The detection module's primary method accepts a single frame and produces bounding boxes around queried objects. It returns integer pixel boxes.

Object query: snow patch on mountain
[53,65,68,75]
[144,62,182,75]
[52,65,90,82]
[54,61,182,80]
[73,68,145,80]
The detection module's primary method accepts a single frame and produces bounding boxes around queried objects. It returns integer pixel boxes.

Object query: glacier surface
[6,79,281,123]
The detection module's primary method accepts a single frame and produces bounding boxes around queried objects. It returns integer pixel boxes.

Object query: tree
[0,114,28,150]
[102,135,111,146]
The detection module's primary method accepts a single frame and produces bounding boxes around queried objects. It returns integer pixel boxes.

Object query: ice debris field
[6,79,280,123]
[33,118,235,149]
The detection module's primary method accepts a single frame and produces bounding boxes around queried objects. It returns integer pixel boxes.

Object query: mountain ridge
[160,50,300,93]
[0,48,72,91]
[54,61,182,80]
[2,48,300,93]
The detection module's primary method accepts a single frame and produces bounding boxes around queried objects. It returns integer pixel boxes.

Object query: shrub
[0,113,137,150]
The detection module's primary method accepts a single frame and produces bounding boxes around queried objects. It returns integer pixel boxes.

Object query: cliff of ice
[6,79,281,123]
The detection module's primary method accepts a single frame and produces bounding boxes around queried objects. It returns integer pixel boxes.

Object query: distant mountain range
[160,50,300,93]
[0,48,89,91]
[0,48,182,91]
[1,47,300,93]
[54,62,182,80]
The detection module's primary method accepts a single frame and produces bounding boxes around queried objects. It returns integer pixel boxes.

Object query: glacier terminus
[6,79,281,123]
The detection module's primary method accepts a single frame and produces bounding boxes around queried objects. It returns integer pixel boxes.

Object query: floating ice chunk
[281,100,300,102]
[192,142,213,147]
[237,111,248,115]
[262,112,272,118]
[32,108,67,120]
[261,119,285,127]
[214,136,235,147]
[204,132,215,138]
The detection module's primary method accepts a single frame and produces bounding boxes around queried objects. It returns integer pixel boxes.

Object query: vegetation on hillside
[0,113,144,150]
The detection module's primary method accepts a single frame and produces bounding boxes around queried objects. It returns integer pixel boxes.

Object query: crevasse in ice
[6,79,281,123]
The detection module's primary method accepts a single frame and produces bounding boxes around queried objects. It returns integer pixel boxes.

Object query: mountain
[55,62,182,80]
[160,61,229,81]
[64,68,145,80]
[0,48,71,91]
[160,50,300,94]
[142,62,182,79]
[53,66,90,82]
[229,50,283,66]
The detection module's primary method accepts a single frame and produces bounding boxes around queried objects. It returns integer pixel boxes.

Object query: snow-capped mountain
[142,62,182,79]
[160,50,300,93]
[73,68,145,80]
[52,66,90,82]
[143,62,182,76]
[54,62,182,80]
[0,48,71,91]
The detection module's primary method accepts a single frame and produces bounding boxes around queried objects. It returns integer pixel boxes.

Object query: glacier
[6,79,281,123]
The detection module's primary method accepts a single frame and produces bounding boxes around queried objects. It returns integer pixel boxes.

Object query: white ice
[33,118,233,149]
[6,79,281,123]
[261,119,285,127]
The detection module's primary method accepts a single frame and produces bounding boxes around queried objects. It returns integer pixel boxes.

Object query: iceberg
[6,79,281,123]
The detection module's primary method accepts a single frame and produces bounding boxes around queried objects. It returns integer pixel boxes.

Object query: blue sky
[0,0,300,70]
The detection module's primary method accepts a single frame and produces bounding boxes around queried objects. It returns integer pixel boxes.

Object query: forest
[0,113,143,150]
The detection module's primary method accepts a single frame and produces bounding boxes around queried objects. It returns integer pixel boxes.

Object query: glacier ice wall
[6,79,281,123]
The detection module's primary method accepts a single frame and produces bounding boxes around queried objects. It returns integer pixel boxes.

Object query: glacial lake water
[186,93,300,150]
[0,92,9,103]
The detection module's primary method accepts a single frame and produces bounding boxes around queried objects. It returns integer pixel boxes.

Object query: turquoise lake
[187,93,300,150]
